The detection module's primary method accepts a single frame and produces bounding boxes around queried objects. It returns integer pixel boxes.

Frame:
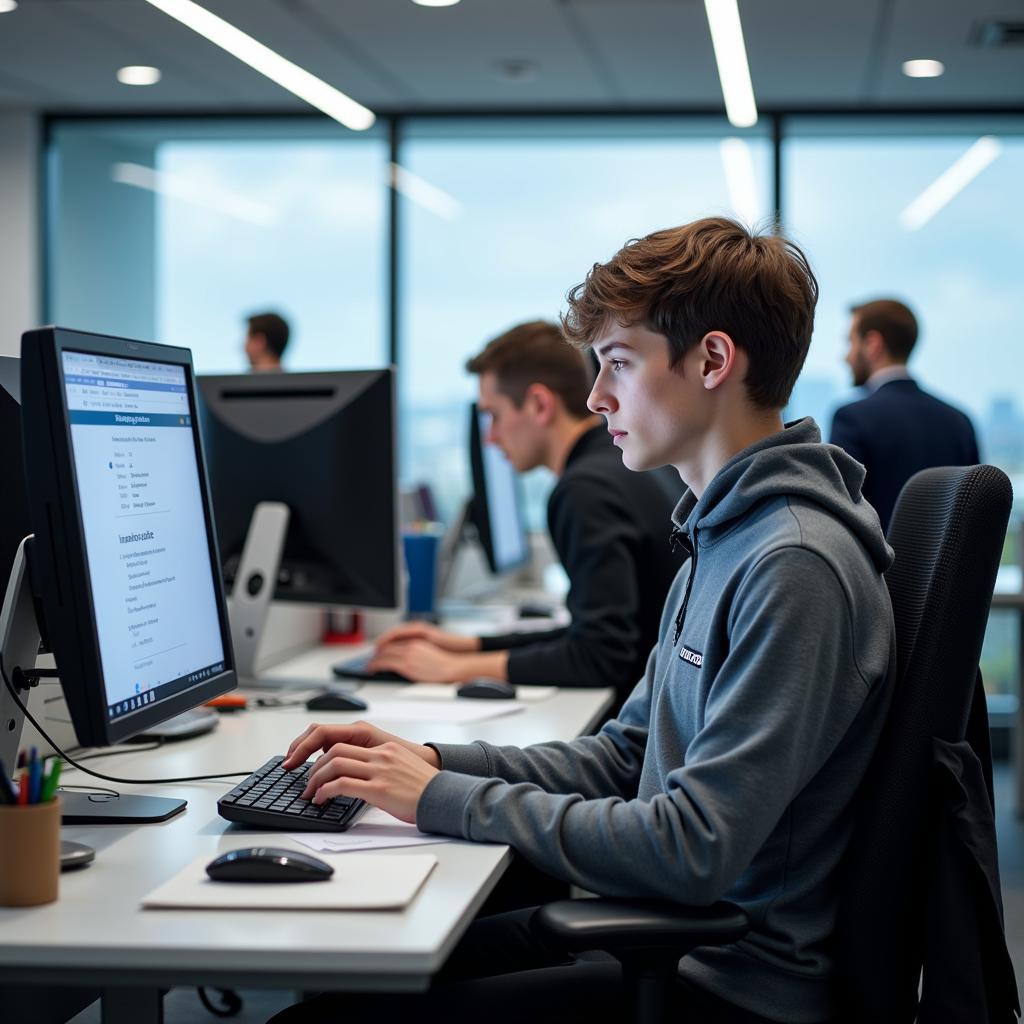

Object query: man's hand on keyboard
[284,721,441,774]
[374,622,480,654]
[299,738,439,825]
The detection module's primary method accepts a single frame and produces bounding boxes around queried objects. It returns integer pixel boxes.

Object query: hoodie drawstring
[672,528,697,647]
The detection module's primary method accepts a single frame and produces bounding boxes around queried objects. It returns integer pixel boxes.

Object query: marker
[29,751,42,804]
[41,760,62,803]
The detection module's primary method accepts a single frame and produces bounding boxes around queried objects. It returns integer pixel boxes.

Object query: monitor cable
[1,652,252,785]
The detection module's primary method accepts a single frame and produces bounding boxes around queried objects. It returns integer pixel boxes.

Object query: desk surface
[0,653,612,995]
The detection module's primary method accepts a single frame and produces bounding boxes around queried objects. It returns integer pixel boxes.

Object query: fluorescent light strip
[704,0,758,128]
[390,163,462,220]
[142,0,374,131]
[112,162,279,227]
[719,138,760,225]
[899,136,1002,231]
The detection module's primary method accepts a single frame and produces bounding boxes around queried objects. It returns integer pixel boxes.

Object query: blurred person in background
[830,298,979,532]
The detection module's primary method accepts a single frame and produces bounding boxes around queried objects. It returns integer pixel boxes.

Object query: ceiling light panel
[142,0,375,130]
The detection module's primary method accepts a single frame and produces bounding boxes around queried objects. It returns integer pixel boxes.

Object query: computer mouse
[306,691,369,712]
[456,680,518,700]
[205,847,334,883]
[517,601,554,619]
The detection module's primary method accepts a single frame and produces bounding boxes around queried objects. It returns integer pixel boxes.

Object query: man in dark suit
[830,298,979,531]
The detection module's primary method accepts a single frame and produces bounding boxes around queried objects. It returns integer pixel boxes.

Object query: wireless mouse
[456,680,517,700]
[205,847,333,883]
[306,691,369,712]
[517,601,554,619]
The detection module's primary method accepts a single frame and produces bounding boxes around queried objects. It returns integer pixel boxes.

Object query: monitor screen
[62,350,226,719]
[469,404,529,575]
[20,328,235,747]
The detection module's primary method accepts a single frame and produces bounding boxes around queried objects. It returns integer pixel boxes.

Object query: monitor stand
[435,498,472,602]
[228,501,332,689]
[60,790,186,825]
[229,500,292,686]
[129,706,219,742]
[0,536,185,826]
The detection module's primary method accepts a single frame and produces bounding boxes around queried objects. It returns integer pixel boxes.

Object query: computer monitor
[197,370,399,610]
[469,402,529,575]
[15,327,236,752]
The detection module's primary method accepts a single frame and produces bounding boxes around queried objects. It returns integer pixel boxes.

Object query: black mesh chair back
[835,465,1012,1021]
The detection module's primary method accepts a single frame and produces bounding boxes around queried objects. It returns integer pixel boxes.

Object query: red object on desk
[323,610,364,645]
[206,694,248,712]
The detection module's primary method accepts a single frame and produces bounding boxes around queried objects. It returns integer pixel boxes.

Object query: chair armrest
[534,898,749,959]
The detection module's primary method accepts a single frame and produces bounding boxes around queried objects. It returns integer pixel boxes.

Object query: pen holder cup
[0,797,61,907]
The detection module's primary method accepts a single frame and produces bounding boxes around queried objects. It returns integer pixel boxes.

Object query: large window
[48,120,389,372]
[398,118,772,525]
[783,116,1024,699]
[46,113,1024,705]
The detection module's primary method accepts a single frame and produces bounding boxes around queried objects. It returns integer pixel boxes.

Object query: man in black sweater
[370,320,681,708]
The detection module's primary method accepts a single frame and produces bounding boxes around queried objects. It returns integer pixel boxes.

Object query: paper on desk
[290,807,454,854]
[365,699,524,724]
[141,852,436,911]
[394,684,558,703]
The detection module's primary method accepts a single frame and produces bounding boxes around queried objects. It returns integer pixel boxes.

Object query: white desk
[0,653,613,1024]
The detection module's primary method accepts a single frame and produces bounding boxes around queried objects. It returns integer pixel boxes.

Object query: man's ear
[699,331,738,391]
[863,329,887,363]
[524,383,558,424]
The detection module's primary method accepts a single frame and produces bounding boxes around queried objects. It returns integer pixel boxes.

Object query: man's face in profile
[477,372,542,473]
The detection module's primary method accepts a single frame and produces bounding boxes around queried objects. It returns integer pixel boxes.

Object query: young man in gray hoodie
[271,218,896,1024]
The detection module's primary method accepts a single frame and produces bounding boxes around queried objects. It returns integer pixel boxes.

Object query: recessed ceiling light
[412,0,462,6]
[902,59,945,78]
[117,66,162,86]
[0,1,19,14]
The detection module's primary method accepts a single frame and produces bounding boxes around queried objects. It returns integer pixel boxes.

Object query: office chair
[534,465,1015,1023]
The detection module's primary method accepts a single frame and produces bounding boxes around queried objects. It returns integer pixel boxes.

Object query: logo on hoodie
[679,645,703,668]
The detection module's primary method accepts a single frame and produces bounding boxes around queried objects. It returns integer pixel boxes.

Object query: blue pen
[29,749,42,805]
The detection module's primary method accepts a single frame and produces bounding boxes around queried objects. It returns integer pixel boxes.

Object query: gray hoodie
[418,418,896,1023]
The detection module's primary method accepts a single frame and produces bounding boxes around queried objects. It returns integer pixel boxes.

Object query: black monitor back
[0,357,30,590]
[198,370,399,609]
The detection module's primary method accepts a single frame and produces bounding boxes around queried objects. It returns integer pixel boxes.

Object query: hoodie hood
[671,418,893,574]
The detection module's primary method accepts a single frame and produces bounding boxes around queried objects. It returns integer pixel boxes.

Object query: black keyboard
[218,755,367,832]
[332,654,411,683]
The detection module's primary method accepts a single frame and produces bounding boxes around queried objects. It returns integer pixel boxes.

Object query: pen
[17,773,29,805]
[29,750,42,804]
[41,759,62,803]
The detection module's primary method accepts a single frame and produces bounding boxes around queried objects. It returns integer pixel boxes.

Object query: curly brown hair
[562,218,818,409]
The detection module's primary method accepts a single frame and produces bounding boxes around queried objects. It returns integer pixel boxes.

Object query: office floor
[65,761,1024,1022]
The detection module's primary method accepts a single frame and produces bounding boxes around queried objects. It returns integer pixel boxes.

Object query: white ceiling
[0,0,1021,116]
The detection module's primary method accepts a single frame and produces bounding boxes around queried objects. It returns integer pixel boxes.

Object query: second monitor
[198,370,398,682]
